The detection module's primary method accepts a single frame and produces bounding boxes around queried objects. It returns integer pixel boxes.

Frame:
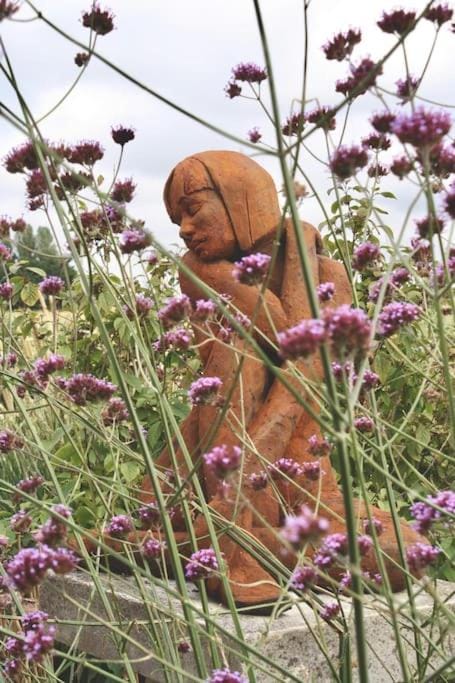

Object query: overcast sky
[1,1,454,251]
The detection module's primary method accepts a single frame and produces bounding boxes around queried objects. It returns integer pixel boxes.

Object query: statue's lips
[189,239,207,252]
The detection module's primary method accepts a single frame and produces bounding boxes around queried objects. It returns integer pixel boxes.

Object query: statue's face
[175,188,238,262]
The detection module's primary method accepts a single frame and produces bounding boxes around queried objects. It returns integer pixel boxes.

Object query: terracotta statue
[137,151,423,606]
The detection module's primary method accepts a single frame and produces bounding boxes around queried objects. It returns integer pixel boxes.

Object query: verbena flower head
[188,376,222,406]
[21,610,49,632]
[141,538,165,560]
[105,514,134,538]
[323,305,372,358]
[352,242,381,270]
[192,299,216,321]
[232,252,271,285]
[314,532,349,568]
[377,8,416,34]
[118,228,150,254]
[410,490,455,533]
[111,125,135,146]
[281,112,305,136]
[231,63,267,83]
[336,58,382,98]
[361,370,380,391]
[207,668,247,683]
[138,503,161,529]
[247,127,262,143]
[0,1,20,21]
[185,548,219,581]
[308,434,331,457]
[203,444,241,479]
[39,275,64,296]
[248,471,268,490]
[0,243,12,260]
[322,28,361,61]
[415,215,445,238]
[290,565,317,592]
[6,546,54,592]
[317,282,335,302]
[330,144,369,179]
[363,517,384,536]
[4,141,39,174]
[23,623,56,663]
[154,328,193,352]
[321,602,340,621]
[10,510,32,534]
[303,461,323,480]
[377,302,421,337]
[396,75,420,102]
[390,267,410,286]
[268,457,303,480]
[370,111,396,133]
[224,81,242,98]
[354,416,375,433]
[111,178,136,203]
[101,397,129,426]
[62,373,117,405]
[82,4,115,35]
[48,547,79,575]
[306,106,337,131]
[391,107,452,148]
[14,474,44,502]
[34,353,65,379]
[424,3,453,25]
[68,140,104,165]
[277,318,327,359]
[368,163,389,178]
[0,282,13,300]
[391,155,413,178]
[362,133,391,151]
[281,506,329,546]
[406,542,440,571]
[0,429,23,453]
[158,294,192,329]
[75,51,90,67]
[34,504,72,546]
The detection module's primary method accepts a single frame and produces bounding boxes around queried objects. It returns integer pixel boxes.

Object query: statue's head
[163,151,280,262]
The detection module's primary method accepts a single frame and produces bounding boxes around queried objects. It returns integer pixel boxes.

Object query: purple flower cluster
[112,125,135,146]
[396,75,420,102]
[14,474,44,502]
[154,328,193,352]
[6,545,77,592]
[231,62,267,83]
[406,542,440,571]
[363,517,384,536]
[281,112,306,137]
[3,141,39,174]
[138,503,161,529]
[377,8,416,34]
[232,252,271,285]
[322,28,361,61]
[391,155,413,179]
[336,58,382,98]
[101,397,129,426]
[308,434,331,457]
[39,275,64,296]
[391,107,451,148]
[124,293,153,319]
[377,302,421,337]
[362,132,391,151]
[0,281,13,300]
[290,565,317,592]
[141,538,165,560]
[277,319,326,359]
[185,548,219,581]
[34,504,72,546]
[119,228,151,254]
[111,178,136,203]
[410,490,455,533]
[192,299,216,321]
[352,242,380,270]
[424,3,453,25]
[354,416,375,433]
[0,243,12,260]
[60,373,117,405]
[82,3,115,35]
[34,354,65,380]
[158,294,192,329]
[11,510,32,534]
[415,215,445,238]
[105,514,134,538]
[306,106,337,131]
[268,457,303,480]
[0,351,17,368]
[23,623,56,663]
[371,111,396,133]
[330,144,369,179]
[207,668,247,683]
[188,376,222,406]
[68,140,104,165]
[203,444,241,479]
[323,305,372,358]
[321,602,341,621]
[0,1,20,21]
[0,429,23,453]
[368,163,389,178]
[247,127,262,143]
[248,471,268,491]
[302,461,323,480]
[281,506,329,546]
[317,282,335,302]
[314,532,348,568]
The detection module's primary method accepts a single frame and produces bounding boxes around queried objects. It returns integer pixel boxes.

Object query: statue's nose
[179,218,195,242]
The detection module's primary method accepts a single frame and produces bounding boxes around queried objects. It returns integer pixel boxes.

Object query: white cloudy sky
[1,0,454,250]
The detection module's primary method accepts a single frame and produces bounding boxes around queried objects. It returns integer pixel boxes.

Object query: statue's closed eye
[186,202,203,217]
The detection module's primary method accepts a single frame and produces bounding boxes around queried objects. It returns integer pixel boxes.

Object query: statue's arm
[179,251,289,345]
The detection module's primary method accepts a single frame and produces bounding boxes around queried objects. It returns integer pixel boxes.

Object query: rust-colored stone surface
[137,150,422,607]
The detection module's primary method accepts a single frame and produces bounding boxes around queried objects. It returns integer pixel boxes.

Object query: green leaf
[25,266,47,277]
[20,282,40,307]
[379,191,396,199]
[120,461,141,483]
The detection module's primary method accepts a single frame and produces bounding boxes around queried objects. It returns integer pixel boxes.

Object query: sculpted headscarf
[163,150,281,252]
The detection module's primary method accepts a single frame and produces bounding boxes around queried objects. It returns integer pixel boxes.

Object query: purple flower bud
[302,461,323,480]
[0,429,23,453]
[322,28,361,61]
[281,506,329,547]
[396,75,420,102]
[0,282,13,300]
[362,133,391,151]
[323,305,372,358]
[321,602,340,621]
[154,328,193,352]
[63,373,117,405]
[21,610,49,632]
[39,276,64,296]
[192,299,216,321]
[119,228,150,254]
[377,9,416,34]
[0,1,20,21]
[158,295,192,329]
[224,81,242,98]
[353,416,375,433]
[352,242,380,270]
[111,125,135,146]
[6,546,54,592]
[105,514,134,538]
[314,533,348,568]
[232,253,271,286]
[0,243,13,260]
[141,538,165,560]
[82,3,115,35]
[188,376,222,406]
[308,434,332,457]
[406,542,440,571]
[10,510,32,534]
[330,144,369,179]
[377,302,421,337]
[111,178,136,203]
[415,215,445,238]
[138,503,161,530]
[185,548,219,581]
[248,471,268,491]
[268,457,303,480]
[370,111,396,134]
[317,282,335,302]
[101,397,129,426]
[203,444,241,479]
[361,370,380,391]
[247,127,262,143]
[307,106,337,131]
[281,112,305,137]
[290,565,317,592]
[277,318,327,359]
[391,155,413,179]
